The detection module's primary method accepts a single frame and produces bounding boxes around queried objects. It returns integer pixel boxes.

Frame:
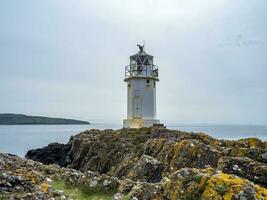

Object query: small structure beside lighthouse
[123,44,160,128]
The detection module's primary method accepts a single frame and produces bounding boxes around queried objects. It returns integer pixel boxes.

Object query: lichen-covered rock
[170,139,221,170]
[161,168,216,200]
[202,172,267,200]
[259,152,267,163]
[142,138,221,173]
[115,155,163,183]
[217,157,267,187]
[118,179,136,193]
[0,153,69,199]
[24,127,267,199]
[66,129,141,174]
[128,182,162,200]
[222,147,266,162]
[63,168,120,191]
[236,138,266,149]
[27,128,266,177]
[159,168,267,200]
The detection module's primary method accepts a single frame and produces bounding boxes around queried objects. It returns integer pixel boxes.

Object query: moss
[51,180,114,200]
[194,174,203,183]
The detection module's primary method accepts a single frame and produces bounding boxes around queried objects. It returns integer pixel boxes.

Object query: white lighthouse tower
[123,44,160,128]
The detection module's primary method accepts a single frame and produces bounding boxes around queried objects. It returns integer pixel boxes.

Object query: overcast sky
[0,0,266,125]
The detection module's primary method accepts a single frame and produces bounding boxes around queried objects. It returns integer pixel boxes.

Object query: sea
[0,124,266,158]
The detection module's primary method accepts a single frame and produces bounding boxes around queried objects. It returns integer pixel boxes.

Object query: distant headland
[0,113,90,125]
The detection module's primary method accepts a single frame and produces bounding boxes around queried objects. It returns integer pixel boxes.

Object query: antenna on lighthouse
[137,40,145,53]
[143,40,145,50]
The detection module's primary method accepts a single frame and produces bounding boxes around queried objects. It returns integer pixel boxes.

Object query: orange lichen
[198,175,208,190]
[31,176,36,184]
[170,140,198,169]
[255,185,267,200]
[40,182,49,193]
[247,138,262,148]
[202,172,267,200]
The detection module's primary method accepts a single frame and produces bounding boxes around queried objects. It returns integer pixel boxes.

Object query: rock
[128,182,161,200]
[26,128,266,177]
[0,153,68,199]
[259,151,267,163]
[11,128,267,199]
[62,168,120,192]
[118,179,135,193]
[113,192,122,200]
[223,147,266,162]
[61,195,66,200]
[159,168,267,200]
[201,172,267,200]
[89,179,99,187]
[169,139,221,170]
[115,155,163,183]
[234,186,257,200]
[26,143,71,167]
[45,177,53,182]
[236,138,265,149]
[217,156,267,187]
[54,190,64,196]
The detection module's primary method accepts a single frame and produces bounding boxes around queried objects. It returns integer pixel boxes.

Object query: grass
[51,180,114,200]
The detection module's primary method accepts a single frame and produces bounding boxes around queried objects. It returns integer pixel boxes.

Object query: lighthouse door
[133,90,142,118]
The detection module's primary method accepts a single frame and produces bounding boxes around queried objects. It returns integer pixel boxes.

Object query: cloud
[218,34,264,47]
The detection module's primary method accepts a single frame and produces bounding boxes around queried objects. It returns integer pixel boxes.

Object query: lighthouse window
[154,82,156,87]
[146,80,150,84]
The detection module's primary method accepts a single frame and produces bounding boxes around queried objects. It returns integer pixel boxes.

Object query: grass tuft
[51,180,114,200]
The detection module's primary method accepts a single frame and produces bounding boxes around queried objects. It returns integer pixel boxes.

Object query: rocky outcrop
[157,168,267,200]
[114,155,163,183]
[2,153,267,200]
[24,127,267,199]
[0,153,68,199]
[217,156,267,187]
[117,168,267,200]
[26,143,70,167]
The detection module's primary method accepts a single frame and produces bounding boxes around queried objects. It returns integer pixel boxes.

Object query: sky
[0,0,266,125]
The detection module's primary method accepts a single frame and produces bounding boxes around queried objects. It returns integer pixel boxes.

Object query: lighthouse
[123,44,160,128]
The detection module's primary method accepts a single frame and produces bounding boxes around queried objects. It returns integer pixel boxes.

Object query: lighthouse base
[123,118,160,128]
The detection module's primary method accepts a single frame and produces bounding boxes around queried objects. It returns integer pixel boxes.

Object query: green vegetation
[51,180,113,200]
[0,113,90,125]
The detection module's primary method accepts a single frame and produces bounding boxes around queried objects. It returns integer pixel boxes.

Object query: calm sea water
[0,124,266,157]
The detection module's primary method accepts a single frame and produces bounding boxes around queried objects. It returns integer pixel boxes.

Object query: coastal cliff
[1,127,267,199]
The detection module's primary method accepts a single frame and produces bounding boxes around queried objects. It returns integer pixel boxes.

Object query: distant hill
[0,113,90,125]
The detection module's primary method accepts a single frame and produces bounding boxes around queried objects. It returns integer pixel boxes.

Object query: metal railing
[124,64,159,79]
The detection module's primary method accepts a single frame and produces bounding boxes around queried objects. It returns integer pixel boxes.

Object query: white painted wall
[126,78,157,120]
